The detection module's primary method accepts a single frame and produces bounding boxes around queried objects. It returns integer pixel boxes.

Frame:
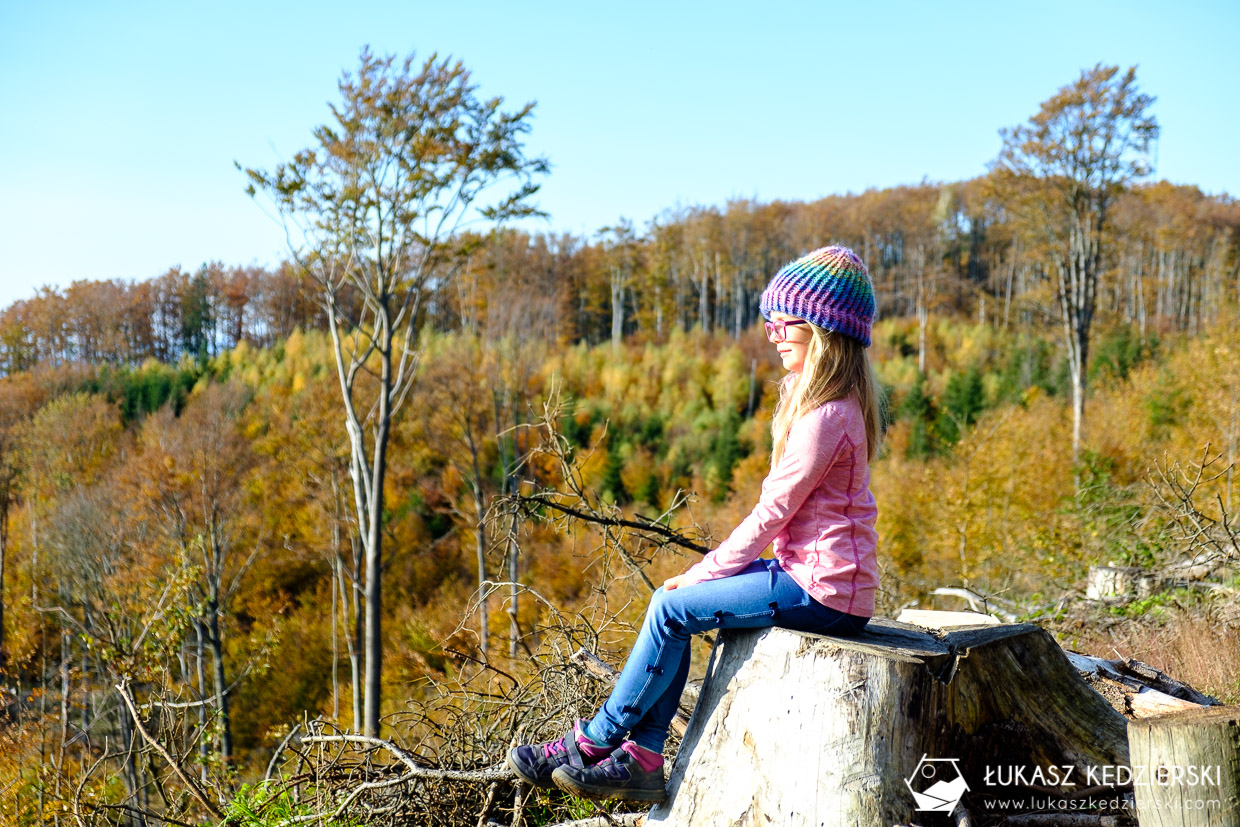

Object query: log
[1128,706,1240,827]
[647,619,1131,827]
[1067,651,1219,718]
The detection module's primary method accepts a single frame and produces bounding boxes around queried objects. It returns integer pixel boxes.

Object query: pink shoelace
[543,736,568,758]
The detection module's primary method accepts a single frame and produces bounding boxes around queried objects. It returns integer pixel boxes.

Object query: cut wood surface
[897,608,1002,629]
[647,619,1131,827]
[1128,705,1240,827]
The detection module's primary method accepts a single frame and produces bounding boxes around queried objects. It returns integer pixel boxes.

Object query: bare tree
[601,221,637,348]
[992,64,1158,470]
[243,47,546,736]
[138,383,258,763]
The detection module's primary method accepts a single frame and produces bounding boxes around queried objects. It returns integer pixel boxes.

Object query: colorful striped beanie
[759,245,875,347]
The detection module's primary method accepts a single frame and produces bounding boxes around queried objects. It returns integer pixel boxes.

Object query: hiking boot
[506,720,608,788]
[551,743,667,802]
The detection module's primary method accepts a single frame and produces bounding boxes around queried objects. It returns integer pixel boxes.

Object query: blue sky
[1,0,1237,310]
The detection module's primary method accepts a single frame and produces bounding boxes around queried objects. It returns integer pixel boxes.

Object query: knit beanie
[759,245,875,347]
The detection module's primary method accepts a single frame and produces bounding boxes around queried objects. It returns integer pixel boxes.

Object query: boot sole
[551,768,667,802]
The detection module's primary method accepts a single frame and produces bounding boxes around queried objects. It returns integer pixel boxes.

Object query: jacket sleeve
[681,403,848,585]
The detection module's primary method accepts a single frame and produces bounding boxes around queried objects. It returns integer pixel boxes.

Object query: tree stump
[1087,565,1159,601]
[647,619,1130,827]
[1128,706,1240,827]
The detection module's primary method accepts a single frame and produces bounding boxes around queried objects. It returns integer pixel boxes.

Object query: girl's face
[766,311,812,373]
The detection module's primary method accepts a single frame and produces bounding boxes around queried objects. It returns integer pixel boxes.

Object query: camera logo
[905,754,969,812]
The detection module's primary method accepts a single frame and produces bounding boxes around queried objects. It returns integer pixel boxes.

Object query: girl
[508,245,882,803]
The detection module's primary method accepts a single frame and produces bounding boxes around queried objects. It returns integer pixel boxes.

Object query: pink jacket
[682,394,880,617]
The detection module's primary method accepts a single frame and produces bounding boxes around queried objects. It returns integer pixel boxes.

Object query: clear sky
[2,0,1237,310]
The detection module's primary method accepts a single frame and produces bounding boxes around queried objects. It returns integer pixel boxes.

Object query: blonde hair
[770,326,883,465]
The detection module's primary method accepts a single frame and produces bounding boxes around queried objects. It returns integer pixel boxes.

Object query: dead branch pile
[236,394,710,826]
[253,615,662,826]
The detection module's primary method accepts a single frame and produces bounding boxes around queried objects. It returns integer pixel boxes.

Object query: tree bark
[351,540,363,733]
[507,512,520,659]
[1128,706,1240,826]
[363,338,391,738]
[650,620,1129,827]
[194,620,209,783]
[115,698,148,827]
[330,553,340,720]
[610,266,625,348]
[0,511,6,670]
[469,431,489,657]
[206,593,233,763]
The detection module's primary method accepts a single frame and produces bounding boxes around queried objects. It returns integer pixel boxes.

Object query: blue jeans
[583,558,870,753]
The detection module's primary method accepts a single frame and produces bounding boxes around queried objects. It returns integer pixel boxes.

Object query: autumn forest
[1,53,1239,825]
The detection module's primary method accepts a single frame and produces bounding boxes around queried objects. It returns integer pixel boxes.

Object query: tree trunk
[80,624,92,738]
[206,594,233,763]
[915,244,928,374]
[351,542,363,734]
[465,416,490,657]
[1128,706,1240,826]
[473,477,488,656]
[60,629,70,745]
[650,620,1129,826]
[732,268,745,339]
[363,337,392,738]
[330,554,340,720]
[713,252,724,333]
[116,699,148,827]
[507,511,520,659]
[1057,209,1102,478]
[1136,241,1147,339]
[506,397,522,659]
[610,266,625,349]
[698,269,709,333]
[0,511,6,670]
[363,443,386,737]
[194,620,209,783]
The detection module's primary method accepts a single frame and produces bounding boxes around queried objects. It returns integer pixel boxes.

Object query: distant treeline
[3,178,1236,373]
[0,263,321,371]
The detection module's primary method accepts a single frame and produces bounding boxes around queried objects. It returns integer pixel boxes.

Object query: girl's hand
[663,574,693,591]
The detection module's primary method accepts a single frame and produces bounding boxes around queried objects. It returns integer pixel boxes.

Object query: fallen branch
[929,587,1018,621]
[544,815,646,827]
[301,733,513,782]
[115,680,225,820]
[276,768,422,826]
[474,779,501,827]
[265,722,302,782]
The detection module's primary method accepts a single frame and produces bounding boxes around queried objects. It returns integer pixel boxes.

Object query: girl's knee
[645,588,688,634]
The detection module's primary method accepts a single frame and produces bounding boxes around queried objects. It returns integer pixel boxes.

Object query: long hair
[770,325,883,465]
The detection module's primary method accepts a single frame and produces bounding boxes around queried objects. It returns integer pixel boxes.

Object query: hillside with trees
[0,53,1238,826]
